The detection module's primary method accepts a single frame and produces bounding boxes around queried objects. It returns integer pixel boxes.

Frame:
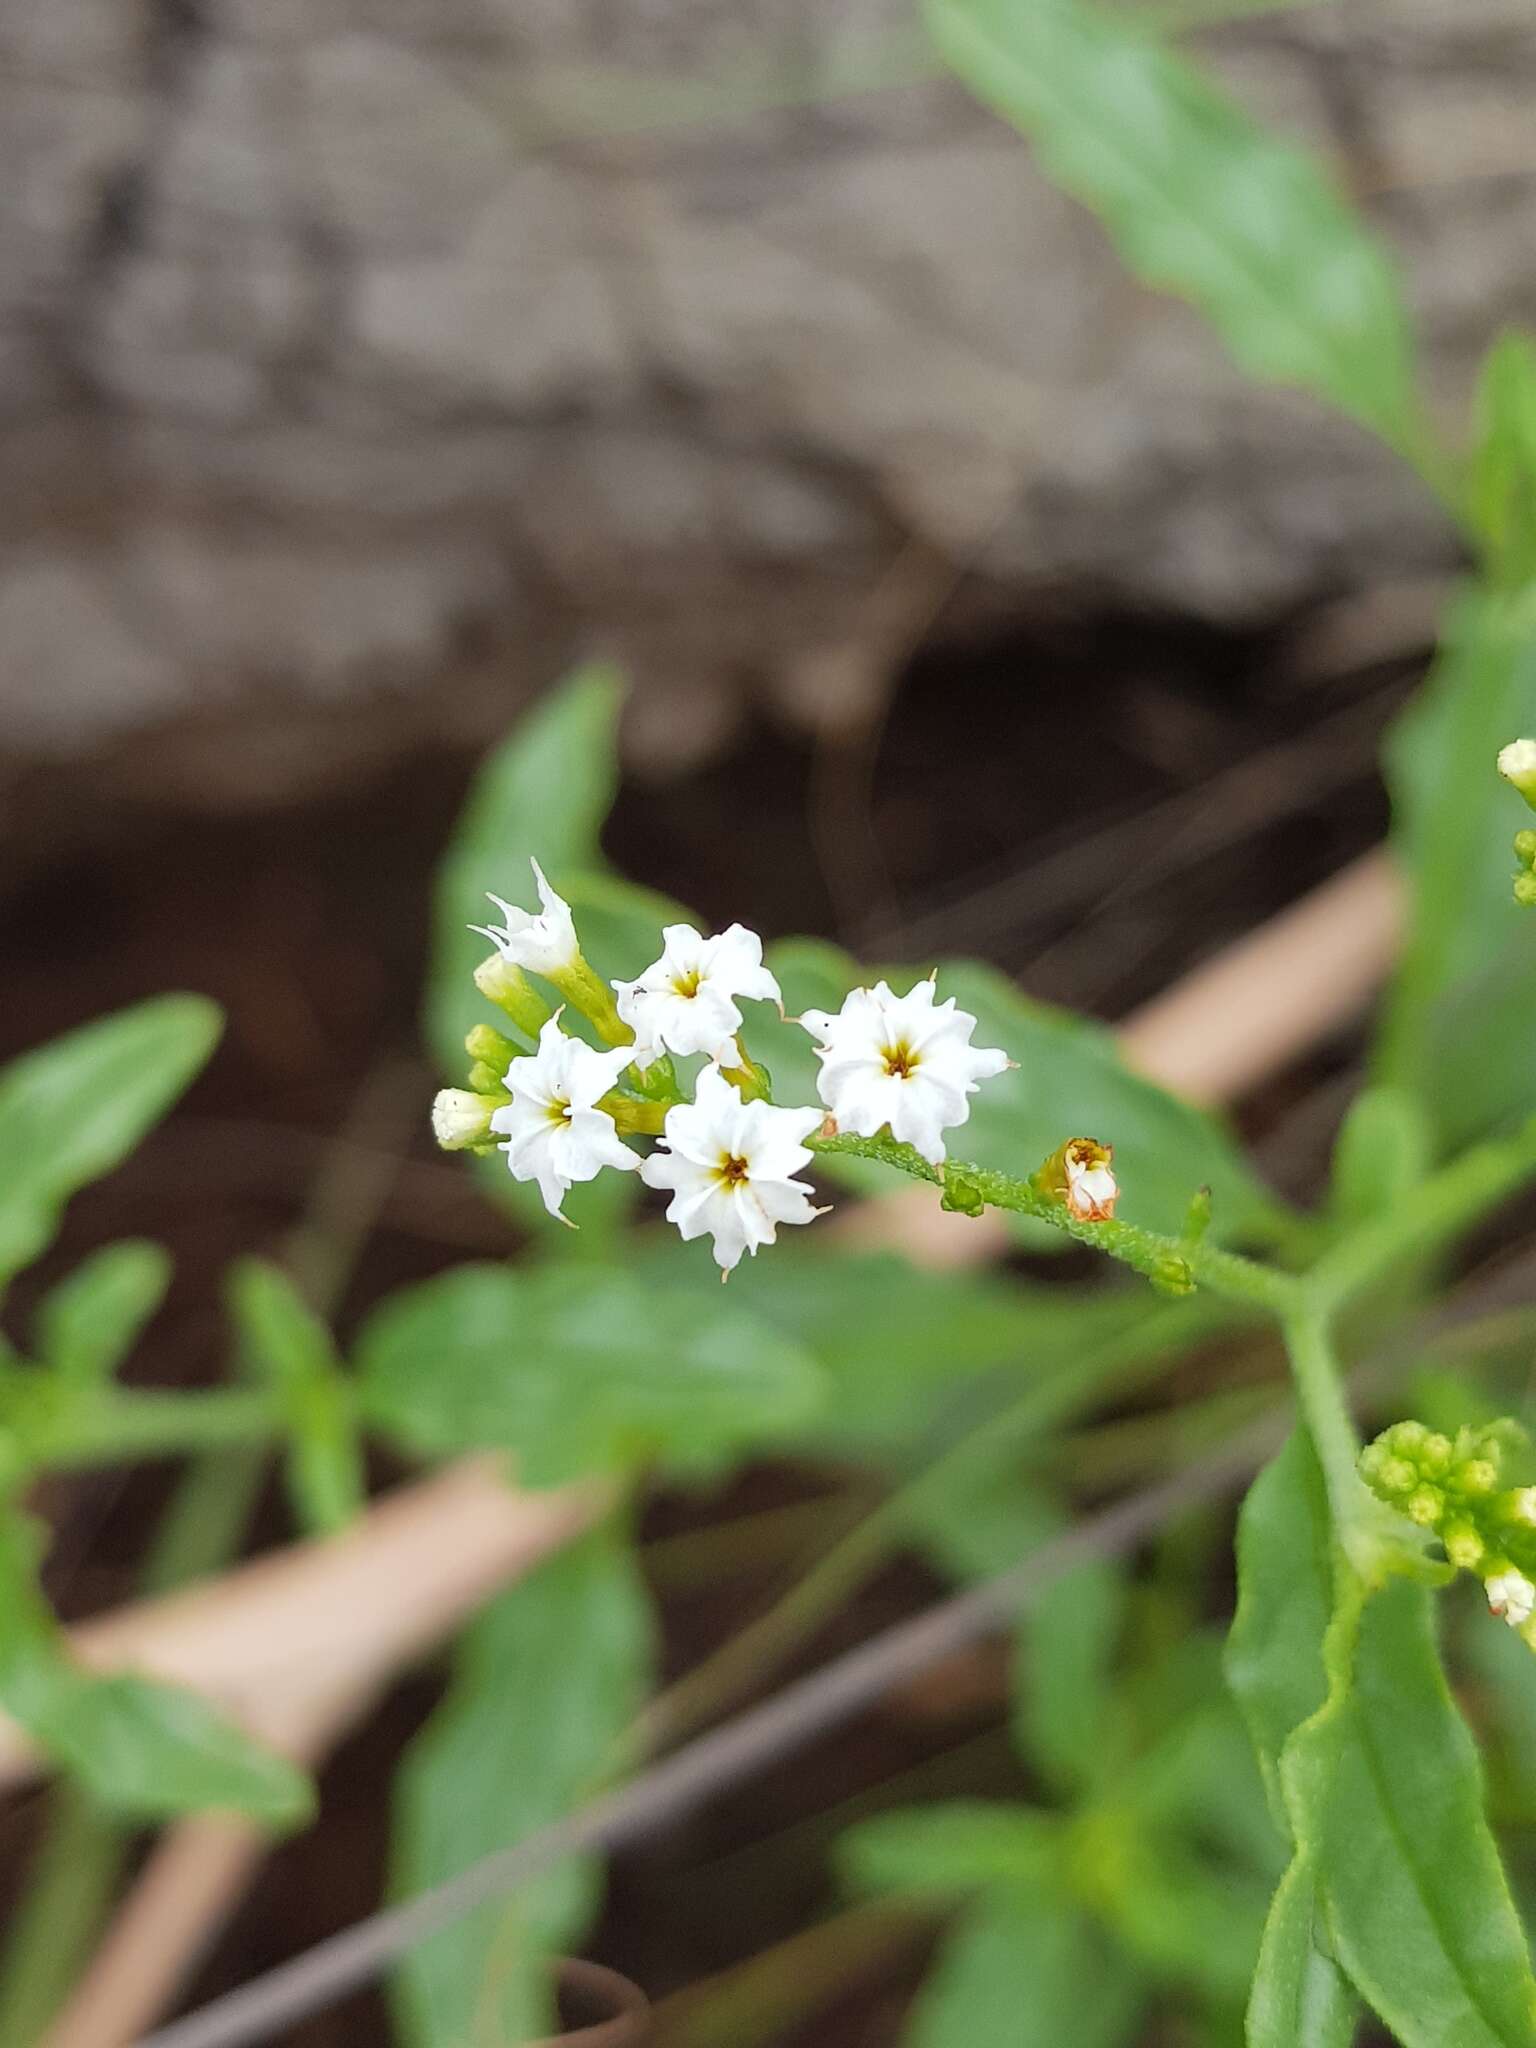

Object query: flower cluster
[1361,1417,1536,1643]
[432,862,1014,1272]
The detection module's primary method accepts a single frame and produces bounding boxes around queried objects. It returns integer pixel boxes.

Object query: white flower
[431,1088,496,1151]
[1062,1138,1119,1221]
[1498,738,1536,794]
[613,923,780,1070]
[799,979,1008,1167]
[640,1066,824,1272]
[1486,1568,1536,1629]
[471,859,579,979]
[489,1018,638,1219]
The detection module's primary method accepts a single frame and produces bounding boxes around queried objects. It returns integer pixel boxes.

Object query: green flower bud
[1444,1520,1486,1571]
[465,1023,519,1074]
[473,953,555,1037]
[1407,1485,1444,1528]
[1456,1458,1499,1498]
[1515,828,1536,864]
[1419,1433,1453,1478]
[1514,871,1536,908]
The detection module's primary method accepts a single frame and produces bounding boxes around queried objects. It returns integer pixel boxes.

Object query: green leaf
[906,1890,1143,2048]
[839,1802,1060,1902]
[1328,1086,1430,1231]
[35,1242,172,1386]
[1225,1430,1335,1826]
[0,1518,309,1825]
[1014,1549,1127,1797]
[391,1525,652,2047]
[0,997,222,1287]
[357,1265,823,1485]
[1226,1432,1360,2044]
[1284,1580,1536,2048]
[1376,586,1536,1146]
[228,1260,362,1535]
[1468,331,1536,584]
[922,0,1422,453]
[710,1242,1151,1463]
[1247,1854,1357,2048]
[427,667,625,1075]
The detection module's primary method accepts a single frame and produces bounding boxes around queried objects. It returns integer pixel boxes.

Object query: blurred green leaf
[427,666,625,1075]
[765,946,1280,1242]
[0,1518,309,1825]
[1468,331,1536,584]
[1376,586,1536,1146]
[35,1242,172,1387]
[0,997,221,1288]
[713,1242,1151,1463]
[228,1259,362,1535]
[1328,1086,1430,1231]
[1282,1580,1536,2048]
[1015,1550,1128,1797]
[841,1802,1060,1901]
[923,0,1422,454]
[905,1890,1143,2048]
[358,1265,823,1485]
[391,1525,651,2047]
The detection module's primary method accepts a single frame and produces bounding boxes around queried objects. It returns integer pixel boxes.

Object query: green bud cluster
[1361,1418,1536,1637]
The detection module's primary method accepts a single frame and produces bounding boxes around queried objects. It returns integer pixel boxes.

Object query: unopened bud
[1457,1457,1499,1498]
[1516,828,1536,865]
[431,1088,498,1152]
[1507,1486,1536,1527]
[1407,1485,1444,1528]
[1499,738,1536,810]
[1419,1433,1453,1478]
[1444,1520,1486,1571]
[473,954,554,1037]
[1514,871,1536,908]
[465,1023,519,1074]
[1487,1566,1536,1629]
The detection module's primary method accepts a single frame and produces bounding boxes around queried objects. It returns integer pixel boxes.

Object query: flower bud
[465,1023,519,1074]
[431,1088,499,1151]
[1515,828,1536,864]
[1498,738,1536,810]
[1514,871,1536,908]
[1456,1457,1498,1498]
[473,954,554,1037]
[1444,1520,1486,1571]
[1419,1433,1453,1478]
[1507,1486,1536,1528]
[1406,1485,1443,1528]
[1487,1567,1536,1629]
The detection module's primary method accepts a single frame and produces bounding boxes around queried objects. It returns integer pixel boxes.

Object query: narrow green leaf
[1467,331,1536,583]
[839,1802,1060,1902]
[228,1260,362,1535]
[0,1518,309,1825]
[1226,1432,1360,2042]
[0,997,221,1286]
[391,1525,652,2047]
[922,0,1423,454]
[1376,586,1536,1144]
[1225,1430,1335,1824]
[426,666,625,1074]
[357,1265,824,1485]
[906,1890,1143,2048]
[35,1242,172,1386]
[1247,1854,1357,2048]
[1285,1581,1536,2048]
[1328,1087,1430,1232]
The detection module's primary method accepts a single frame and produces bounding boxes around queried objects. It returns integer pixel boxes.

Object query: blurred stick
[27,844,1402,2044]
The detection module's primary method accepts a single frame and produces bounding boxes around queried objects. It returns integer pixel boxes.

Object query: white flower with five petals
[489,1018,638,1219]
[799,979,1008,1167]
[640,1066,824,1272]
[472,859,580,979]
[614,923,780,1070]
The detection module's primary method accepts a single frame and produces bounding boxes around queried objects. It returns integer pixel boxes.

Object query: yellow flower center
[881,1039,919,1080]
[713,1152,750,1188]
[672,967,703,998]
[546,1097,573,1126]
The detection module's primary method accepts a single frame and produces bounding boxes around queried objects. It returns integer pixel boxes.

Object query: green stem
[0,1780,127,2046]
[1281,1310,1365,1528]
[809,1133,1298,1315]
[35,1390,279,1470]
